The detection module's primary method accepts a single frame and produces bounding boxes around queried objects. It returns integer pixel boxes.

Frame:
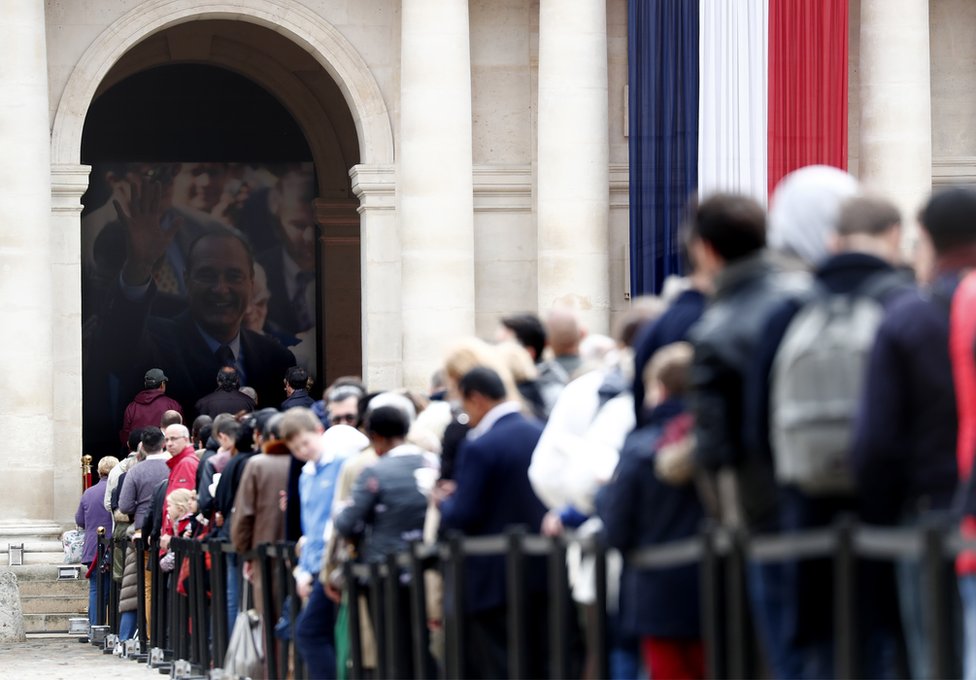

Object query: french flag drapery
[629,0,848,296]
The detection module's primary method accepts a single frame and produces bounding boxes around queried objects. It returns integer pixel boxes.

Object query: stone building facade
[0,0,970,532]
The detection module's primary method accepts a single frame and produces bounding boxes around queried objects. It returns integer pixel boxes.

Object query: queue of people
[74,165,976,680]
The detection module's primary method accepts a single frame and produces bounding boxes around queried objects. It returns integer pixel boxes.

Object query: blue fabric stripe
[628,0,699,295]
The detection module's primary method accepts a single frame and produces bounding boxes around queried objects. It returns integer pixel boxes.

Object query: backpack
[770,272,903,495]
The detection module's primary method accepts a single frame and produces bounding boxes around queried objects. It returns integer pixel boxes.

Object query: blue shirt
[297,452,347,576]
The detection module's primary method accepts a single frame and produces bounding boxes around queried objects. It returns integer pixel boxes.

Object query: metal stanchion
[505,526,528,680]
[274,543,291,680]
[699,522,724,679]
[834,517,857,680]
[444,534,466,680]
[193,540,210,673]
[408,543,429,680]
[208,540,228,669]
[94,528,106,627]
[258,544,278,677]
[725,528,749,680]
[923,523,951,680]
[131,536,148,661]
[345,561,364,680]
[285,543,305,680]
[592,537,610,680]
[369,561,387,680]
[547,535,569,680]
[384,552,403,679]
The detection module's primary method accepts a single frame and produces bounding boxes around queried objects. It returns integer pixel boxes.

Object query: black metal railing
[90,516,974,679]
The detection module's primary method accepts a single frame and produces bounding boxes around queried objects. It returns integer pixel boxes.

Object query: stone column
[859,0,931,257]
[0,1,56,523]
[351,165,401,390]
[537,0,611,334]
[399,0,476,391]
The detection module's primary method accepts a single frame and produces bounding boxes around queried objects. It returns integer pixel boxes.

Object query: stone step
[21,595,89,615]
[18,579,90,598]
[10,563,85,581]
[23,613,87,635]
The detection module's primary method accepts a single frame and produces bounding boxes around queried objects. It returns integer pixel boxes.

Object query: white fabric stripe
[698,0,768,206]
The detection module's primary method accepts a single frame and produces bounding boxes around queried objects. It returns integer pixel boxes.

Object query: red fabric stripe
[767,0,849,197]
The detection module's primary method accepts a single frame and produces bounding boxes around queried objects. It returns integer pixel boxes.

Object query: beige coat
[230,441,291,618]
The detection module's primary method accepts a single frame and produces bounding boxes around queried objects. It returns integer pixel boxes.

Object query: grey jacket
[334,445,439,565]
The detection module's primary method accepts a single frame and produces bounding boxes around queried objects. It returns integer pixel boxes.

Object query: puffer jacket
[118,541,140,613]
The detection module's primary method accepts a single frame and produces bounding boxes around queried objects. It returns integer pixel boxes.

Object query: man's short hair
[837,196,901,237]
[327,383,366,405]
[644,342,694,398]
[160,410,183,428]
[213,413,241,441]
[239,386,258,404]
[919,186,976,253]
[499,313,547,361]
[141,427,165,454]
[217,366,241,391]
[253,408,280,436]
[285,366,309,390]
[279,408,323,441]
[185,229,255,274]
[165,423,191,440]
[365,405,410,439]
[127,428,145,453]
[459,367,508,402]
[191,415,212,441]
[686,193,766,263]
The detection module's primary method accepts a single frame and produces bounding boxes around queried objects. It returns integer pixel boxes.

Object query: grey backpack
[770,274,900,495]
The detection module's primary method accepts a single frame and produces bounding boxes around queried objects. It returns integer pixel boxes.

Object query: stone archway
[48,0,399,524]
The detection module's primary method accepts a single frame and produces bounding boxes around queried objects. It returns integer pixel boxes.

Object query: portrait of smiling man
[91,177,297,419]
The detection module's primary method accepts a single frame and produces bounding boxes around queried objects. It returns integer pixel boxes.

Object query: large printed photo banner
[81,162,317,455]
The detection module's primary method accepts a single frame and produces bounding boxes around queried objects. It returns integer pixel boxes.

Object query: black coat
[597,399,704,639]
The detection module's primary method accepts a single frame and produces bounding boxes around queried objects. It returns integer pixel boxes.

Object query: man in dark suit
[91,179,296,427]
[438,367,550,679]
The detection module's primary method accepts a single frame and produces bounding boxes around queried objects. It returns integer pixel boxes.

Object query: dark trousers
[464,595,550,680]
[296,579,337,680]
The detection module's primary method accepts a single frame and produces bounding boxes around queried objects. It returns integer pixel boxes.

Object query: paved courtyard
[0,635,156,679]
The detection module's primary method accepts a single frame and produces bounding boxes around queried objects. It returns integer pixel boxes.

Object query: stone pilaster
[859,0,931,256]
[351,164,401,390]
[399,0,476,391]
[0,0,56,522]
[537,0,611,334]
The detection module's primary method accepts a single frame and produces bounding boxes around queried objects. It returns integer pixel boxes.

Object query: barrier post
[108,537,120,637]
[369,561,388,680]
[285,543,305,680]
[444,533,466,680]
[134,536,148,658]
[174,540,190,665]
[725,528,749,680]
[408,542,429,680]
[258,544,278,677]
[923,523,951,679]
[344,561,364,680]
[506,526,528,680]
[274,544,291,680]
[834,517,857,679]
[699,521,723,679]
[208,540,228,668]
[194,541,211,672]
[94,527,106,626]
[593,537,610,680]
[384,552,403,678]
[547,535,570,680]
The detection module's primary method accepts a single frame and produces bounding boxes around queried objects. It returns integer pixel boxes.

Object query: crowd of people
[75,163,976,680]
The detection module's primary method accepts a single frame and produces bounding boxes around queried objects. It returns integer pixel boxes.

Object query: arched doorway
[54,10,397,463]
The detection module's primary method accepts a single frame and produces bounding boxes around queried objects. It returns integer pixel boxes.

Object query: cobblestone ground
[0,635,155,679]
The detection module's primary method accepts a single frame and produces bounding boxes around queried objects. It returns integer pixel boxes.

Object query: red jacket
[161,446,199,538]
[119,389,183,445]
[950,271,976,575]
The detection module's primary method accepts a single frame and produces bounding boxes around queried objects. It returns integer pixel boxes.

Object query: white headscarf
[768,165,859,266]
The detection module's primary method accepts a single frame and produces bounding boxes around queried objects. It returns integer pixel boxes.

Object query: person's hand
[242,560,254,583]
[541,510,564,537]
[296,579,312,600]
[114,178,182,286]
[324,581,342,604]
[432,479,457,507]
[278,490,288,513]
[159,534,171,551]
